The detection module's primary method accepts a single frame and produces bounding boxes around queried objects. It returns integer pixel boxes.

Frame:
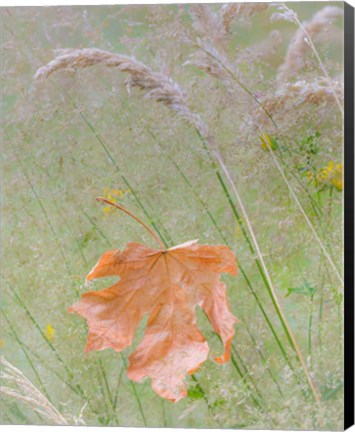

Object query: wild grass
[1,3,344,429]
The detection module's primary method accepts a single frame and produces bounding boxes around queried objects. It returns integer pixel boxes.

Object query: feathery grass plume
[0,356,68,425]
[34,48,208,137]
[275,5,343,81]
[35,47,321,404]
[184,40,232,83]
[221,2,268,34]
[189,4,227,51]
[238,30,282,63]
[187,5,276,126]
[261,77,344,114]
[214,5,344,289]
[34,48,188,116]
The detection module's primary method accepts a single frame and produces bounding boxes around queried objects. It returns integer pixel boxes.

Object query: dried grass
[34,48,188,115]
[190,4,227,51]
[0,356,68,425]
[221,2,268,34]
[187,5,275,126]
[277,6,343,80]
[262,77,344,113]
[237,30,282,63]
[35,48,210,139]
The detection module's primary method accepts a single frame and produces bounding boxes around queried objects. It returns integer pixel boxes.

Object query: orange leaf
[68,239,238,402]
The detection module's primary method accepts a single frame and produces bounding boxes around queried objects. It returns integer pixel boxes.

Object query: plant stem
[195,130,321,403]
[265,142,343,287]
[14,149,74,285]
[196,42,277,128]
[96,197,166,250]
[171,158,293,370]
[72,100,170,249]
[4,280,95,413]
[121,357,148,426]
[2,312,52,403]
[293,13,344,116]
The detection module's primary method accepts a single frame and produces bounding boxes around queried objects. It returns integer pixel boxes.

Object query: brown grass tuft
[221,2,268,34]
[34,48,188,115]
[277,6,343,80]
[0,356,68,425]
[262,77,344,114]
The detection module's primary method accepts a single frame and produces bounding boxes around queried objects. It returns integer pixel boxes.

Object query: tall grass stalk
[111,81,309,404]
[214,154,320,403]
[74,103,169,248]
[1,325,84,401]
[190,40,277,128]
[9,150,122,423]
[142,128,291,411]
[264,142,343,287]
[189,26,340,284]
[2,312,52,403]
[195,131,320,402]
[13,149,74,282]
[276,4,344,116]
[0,356,68,425]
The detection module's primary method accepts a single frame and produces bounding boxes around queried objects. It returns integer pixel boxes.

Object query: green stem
[121,357,147,426]
[113,364,126,410]
[15,151,74,285]
[194,129,320,402]
[2,312,52,403]
[4,280,93,411]
[73,103,169,249]
[173,159,309,410]
[197,42,277,128]
[96,197,165,249]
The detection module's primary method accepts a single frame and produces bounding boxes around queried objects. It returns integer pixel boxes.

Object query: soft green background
[1,3,344,429]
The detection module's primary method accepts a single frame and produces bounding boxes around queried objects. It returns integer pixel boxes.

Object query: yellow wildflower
[260,133,278,151]
[102,188,130,214]
[0,339,5,349]
[329,162,343,191]
[306,161,343,191]
[44,324,55,342]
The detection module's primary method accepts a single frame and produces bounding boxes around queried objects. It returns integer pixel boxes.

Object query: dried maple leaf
[68,199,238,402]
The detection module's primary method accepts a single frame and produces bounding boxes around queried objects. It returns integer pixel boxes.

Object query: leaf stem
[96,197,166,250]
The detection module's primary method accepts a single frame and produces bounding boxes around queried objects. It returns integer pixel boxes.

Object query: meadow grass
[1,3,344,429]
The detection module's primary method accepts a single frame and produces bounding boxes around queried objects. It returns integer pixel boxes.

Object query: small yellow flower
[260,133,278,152]
[102,188,130,214]
[44,324,55,342]
[111,189,126,198]
[0,339,5,349]
[306,161,343,191]
[329,162,343,191]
